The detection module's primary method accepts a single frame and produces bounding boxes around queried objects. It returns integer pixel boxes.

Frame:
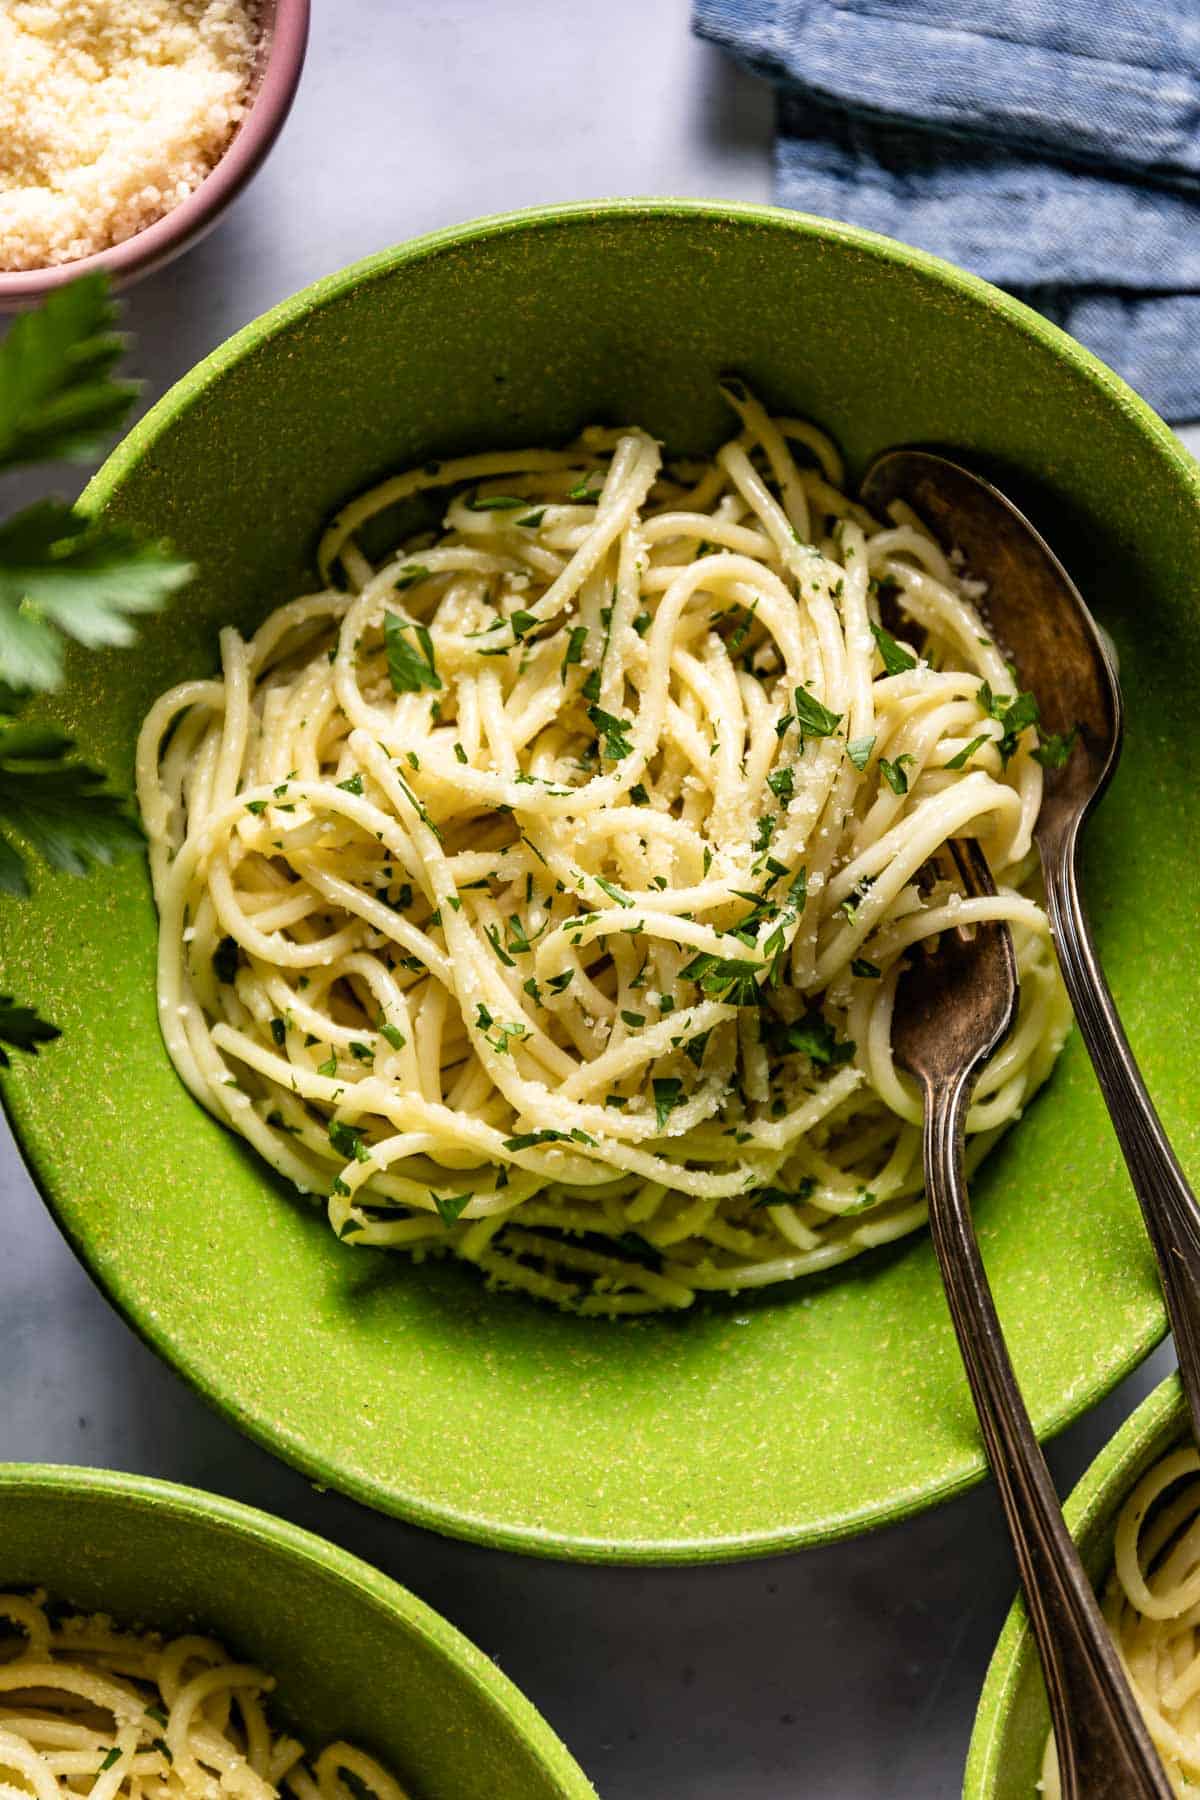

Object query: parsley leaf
[792,685,842,740]
[0,995,61,1067]
[503,1128,570,1151]
[846,735,876,771]
[680,951,764,1006]
[431,1188,473,1224]
[996,690,1040,765]
[878,753,915,796]
[869,621,917,676]
[752,1179,816,1209]
[384,612,441,693]
[0,724,143,897]
[778,1010,856,1066]
[652,1076,685,1131]
[945,734,990,770]
[560,625,588,683]
[328,1118,370,1162]
[1033,725,1079,769]
[392,563,429,592]
[0,274,138,471]
[0,500,191,692]
[588,704,633,761]
[767,766,794,803]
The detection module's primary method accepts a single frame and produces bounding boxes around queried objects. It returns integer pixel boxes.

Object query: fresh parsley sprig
[0,276,190,1066]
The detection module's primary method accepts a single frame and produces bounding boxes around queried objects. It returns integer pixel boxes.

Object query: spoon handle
[1044,836,1200,1445]
[921,1062,1172,1800]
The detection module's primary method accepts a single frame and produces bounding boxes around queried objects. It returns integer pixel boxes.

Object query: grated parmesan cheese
[0,0,259,271]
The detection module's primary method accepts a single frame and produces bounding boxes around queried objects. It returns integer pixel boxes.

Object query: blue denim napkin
[695,0,1200,421]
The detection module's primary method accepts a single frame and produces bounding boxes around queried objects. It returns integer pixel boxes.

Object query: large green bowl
[966,1375,1186,1797]
[0,1464,595,1799]
[3,199,1198,1561]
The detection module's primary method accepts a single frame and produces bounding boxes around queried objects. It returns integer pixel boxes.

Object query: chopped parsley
[431,1188,473,1224]
[652,1077,685,1131]
[752,1179,816,1208]
[466,492,528,511]
[588,704,634,761]
[879,753,915,795]
[329,1118,370,1162]
[778,1009,856,1066]
[791,685,843,740]
[767,766,794,803]
[869,621,918,675]
[392,563,430,591]
[945,734,990,770]
[1033,725,1079,769]
[503,1128,570,1151]
[680,951,764,1006]
[594,875,632,908]
[384,613,441,693]
[337,773,364,794]
[846,734,876,771]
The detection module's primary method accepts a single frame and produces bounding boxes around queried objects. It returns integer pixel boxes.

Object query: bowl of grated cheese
[0,0,309,304]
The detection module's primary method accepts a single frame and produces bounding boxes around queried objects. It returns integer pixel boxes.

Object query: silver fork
[891,838,1171,1800]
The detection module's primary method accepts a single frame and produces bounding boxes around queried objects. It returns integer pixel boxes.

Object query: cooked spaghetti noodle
[1041,1447,1200,1796]
[0,1591,407,1800]
[137,383,1070,1314]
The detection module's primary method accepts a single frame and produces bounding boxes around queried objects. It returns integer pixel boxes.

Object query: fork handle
[1043,833,1200,1448]
[921,1064,1172,1800]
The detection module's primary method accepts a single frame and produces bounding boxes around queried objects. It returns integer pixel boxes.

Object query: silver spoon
[892,839,1171,1799]
[862,448,1200,1447]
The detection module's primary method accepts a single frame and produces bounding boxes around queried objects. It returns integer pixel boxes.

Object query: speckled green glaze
[966,1375,1187,1797]
[2,200,1198,1562]
[0,1464,595,1799]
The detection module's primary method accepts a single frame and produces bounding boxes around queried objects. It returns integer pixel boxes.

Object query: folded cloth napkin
[694,0,1200,421]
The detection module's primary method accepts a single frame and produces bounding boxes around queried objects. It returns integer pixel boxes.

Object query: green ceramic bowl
[966,1374,1186,1797]
[0,1464,595,1799]
[3,200,1199,1562]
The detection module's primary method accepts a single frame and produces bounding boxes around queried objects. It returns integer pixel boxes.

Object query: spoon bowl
[862,445,1200,1448]
[861,451,1120,851]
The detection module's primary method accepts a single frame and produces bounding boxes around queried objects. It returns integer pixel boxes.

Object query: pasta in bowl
[0,1465,595,1798]
[6,199,1195,1556]
[137,385,1068,1313]
[967,1378,1200,1800]
[0,1593,406,1800]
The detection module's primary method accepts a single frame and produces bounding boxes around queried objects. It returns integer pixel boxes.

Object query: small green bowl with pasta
[0,1464,595,1800]
[967,1375,1196,1797]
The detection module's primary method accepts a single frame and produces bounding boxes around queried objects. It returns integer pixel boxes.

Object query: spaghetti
[137,383,1070,1314]
[1041,1447,1200,1796]
[0,1591,407,1800]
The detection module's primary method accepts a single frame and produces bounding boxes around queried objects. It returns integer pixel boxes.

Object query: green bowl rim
[83,197,1198,522]
[4,197,1192,1560]
[0,1461,596,1797]
[964,1372,1187,1796]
